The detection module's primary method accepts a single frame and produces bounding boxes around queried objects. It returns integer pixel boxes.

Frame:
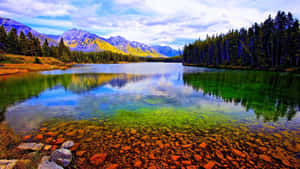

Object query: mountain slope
[60,28,125,54]
[0,17,179,57]
[152,45,179,57]
[0,17,57,45]
[106,36,162,57]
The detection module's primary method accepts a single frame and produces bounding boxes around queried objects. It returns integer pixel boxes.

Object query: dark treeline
[0,25,73,61]
[71,51,140,63]
[183,11,300,70]
[0,25,141,63]
[141,55,182,63]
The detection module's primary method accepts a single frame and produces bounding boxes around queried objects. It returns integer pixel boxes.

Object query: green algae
[108,107,232,130]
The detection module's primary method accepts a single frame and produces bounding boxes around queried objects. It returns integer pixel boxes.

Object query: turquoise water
[0,63,299,134]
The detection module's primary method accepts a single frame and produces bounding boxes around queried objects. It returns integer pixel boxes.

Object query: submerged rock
[232,148,246,158]
[182,160,192,165]
[171,155,181,161]
[34,135,44,141]
[22,135,32,141]
[193,154,202,161]
[43,145,52,151]
[50,148,72,167]
[130,129,137,135]
[89,153,107,166]
[121,146,131,151]
[17,143,44,151]
[199,142,207,149]
[203,161,216,169]
[54,138,65,145]
[0,160,18,169]
[61,141,74,149]
[38,156,63,169]
[134,160,143,168]
[106,164,119,169]
[216,150,225,160]
[259,154,272,163]
[76,151,86,157]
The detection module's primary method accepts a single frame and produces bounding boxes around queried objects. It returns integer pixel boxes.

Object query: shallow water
[0,63,299,168]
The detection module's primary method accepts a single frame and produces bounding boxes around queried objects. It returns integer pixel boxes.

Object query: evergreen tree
[42,39,50,57]
[50,45,58,58]
[0,25,7,51]
[27,32,35,56]
[6,28,19,54]
[34,38,42,56]
[58,38,65,58]
[19,31,28,55]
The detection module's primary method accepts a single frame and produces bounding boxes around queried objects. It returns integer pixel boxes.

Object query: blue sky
[0,0,299,49]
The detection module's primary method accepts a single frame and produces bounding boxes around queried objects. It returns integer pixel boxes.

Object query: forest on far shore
[183,11,300,71]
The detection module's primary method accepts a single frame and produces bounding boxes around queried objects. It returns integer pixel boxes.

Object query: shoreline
[183,63,300,73]
[0,54,73,76]
[0,63,73,76]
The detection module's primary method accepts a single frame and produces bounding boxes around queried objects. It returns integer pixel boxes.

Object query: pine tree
[58,38,65,58]
[0,25,7,51]
[34,38,42,56]
[50,46,58,58]
[19,31,28,55]
[27,32,35,56]
[42,39,50,57]
[6,28,19,54]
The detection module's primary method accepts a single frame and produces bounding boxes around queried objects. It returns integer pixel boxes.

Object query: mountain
[0,17,57,45]
[152,45,179,57]
[45,34,60,41]
[0,17,178,57]
[106,36,162,57]
[60,28,125,53]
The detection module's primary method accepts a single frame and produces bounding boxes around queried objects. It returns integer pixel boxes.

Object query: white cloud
[20,17,74,28]
[110,0,300,47]
[0,0,76,17]
[33,27,65,35]
[0,0,299,48]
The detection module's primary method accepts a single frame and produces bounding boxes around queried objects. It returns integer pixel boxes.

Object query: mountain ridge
[0,17,179,57]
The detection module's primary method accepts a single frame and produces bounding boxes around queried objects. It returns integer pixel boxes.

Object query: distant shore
[183,63,300,73]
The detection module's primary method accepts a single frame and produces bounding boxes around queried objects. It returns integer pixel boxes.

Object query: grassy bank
[0,54,72,76]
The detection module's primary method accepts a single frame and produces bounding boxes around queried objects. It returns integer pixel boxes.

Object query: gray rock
[17,143,44,151]
[0,160,18,169]
[38,156,63,169]
[61,140,74,149]
[51,148,72,167]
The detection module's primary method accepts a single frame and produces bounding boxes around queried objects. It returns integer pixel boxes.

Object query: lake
[0,63,299,168]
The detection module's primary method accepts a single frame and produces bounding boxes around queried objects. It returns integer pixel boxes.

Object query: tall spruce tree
[19,31,28,55]
[27,32,35,56]
[6,28,19,54]
[34,38,42,56]
[42,39,50,57]
[0,25,7,51]
[58,38,65,58]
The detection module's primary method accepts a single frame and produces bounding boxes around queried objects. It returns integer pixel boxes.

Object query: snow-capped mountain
[0,17,178,57]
